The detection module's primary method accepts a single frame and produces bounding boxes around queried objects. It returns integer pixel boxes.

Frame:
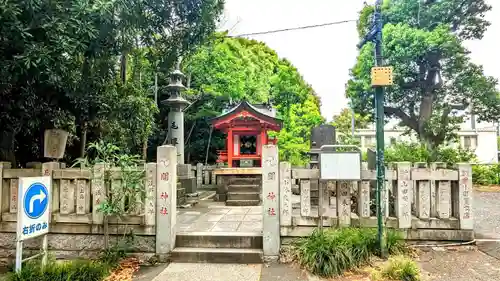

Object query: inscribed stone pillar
[262,145,280,258]
[167,109,185,164]
[156,145,177,254]
[145,163,157,228]
[0,162,11,216]
[396,162,412,228]
[196,163,203,188]
[91,163,105,224]
[279,162,292,226]
[337,181,351,226]
[42,162,60,220]
[458,163,473,230]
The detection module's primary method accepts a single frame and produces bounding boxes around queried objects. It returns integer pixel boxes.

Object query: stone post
[414,163,431,219]
[262,145,280,260]
[337,181,351,227]
[156,145,177,256]
[91,163,105,225]
[0,162,11,218]
[42,162,60,221]
[196,163,203,188]
[396,162,412,228]
[458,163,473,230]
[144,163,157,234]
[279,162,292,226]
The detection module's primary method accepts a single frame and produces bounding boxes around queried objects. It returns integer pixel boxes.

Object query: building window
[364,136,375,147]
[463,136,477,150]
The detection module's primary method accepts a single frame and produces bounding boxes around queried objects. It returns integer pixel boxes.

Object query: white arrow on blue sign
[17,177,51,241]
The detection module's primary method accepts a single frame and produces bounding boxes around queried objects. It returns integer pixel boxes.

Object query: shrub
[374,255,421,281]
[292,227,406,278]
[7,259,110,281]
[472,164,500,185]
[384,141,476,166]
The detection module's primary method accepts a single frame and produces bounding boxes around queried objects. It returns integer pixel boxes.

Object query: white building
[353,118,498,164]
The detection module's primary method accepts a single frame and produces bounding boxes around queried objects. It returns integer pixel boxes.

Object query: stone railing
[0,145,179,263]
[0,162,156,233]
[192,163,218,188]
[277,161,474,241]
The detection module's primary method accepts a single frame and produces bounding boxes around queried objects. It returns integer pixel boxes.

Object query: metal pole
[351,108,355,137]
[373,0,387,258]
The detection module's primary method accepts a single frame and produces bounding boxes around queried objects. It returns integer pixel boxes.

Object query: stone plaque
[310,125,336,148]
[44,129,69,159]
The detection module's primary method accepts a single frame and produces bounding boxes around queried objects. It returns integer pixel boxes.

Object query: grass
[7,240,131,281]
[7,259,111,281]
[371,255,421,281]
[291,227,408,278]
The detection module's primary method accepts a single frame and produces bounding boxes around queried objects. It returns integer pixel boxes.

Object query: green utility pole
[357,0,392,258]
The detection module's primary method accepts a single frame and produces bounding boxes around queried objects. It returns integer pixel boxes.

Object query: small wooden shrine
[211,101,282,168]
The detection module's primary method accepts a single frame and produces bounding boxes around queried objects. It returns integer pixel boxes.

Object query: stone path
[418,247,500,281]
[150,263,262,281]
[473,189,500,260]
[177,203,262,233]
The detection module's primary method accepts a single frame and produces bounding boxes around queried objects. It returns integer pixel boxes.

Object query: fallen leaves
[104,258,140,281]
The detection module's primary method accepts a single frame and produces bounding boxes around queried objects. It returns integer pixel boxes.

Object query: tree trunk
[142,138,147,161]
[80,121,88,158]
[120,51,127,84]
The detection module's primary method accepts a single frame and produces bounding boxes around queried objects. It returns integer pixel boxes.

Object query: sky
[220,0,500,122]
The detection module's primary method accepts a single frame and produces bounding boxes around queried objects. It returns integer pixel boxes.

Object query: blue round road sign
[23,182,49,219]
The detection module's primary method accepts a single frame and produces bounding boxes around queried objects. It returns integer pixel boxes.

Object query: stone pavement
[176,203,263,233]
[473,190,500,260]
[418,247,500,281]
[141,262,311,281]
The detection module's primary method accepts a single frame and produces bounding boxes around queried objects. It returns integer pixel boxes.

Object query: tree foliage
[181,35,324,165]
[0,0,224,165]
[347,0,500,149]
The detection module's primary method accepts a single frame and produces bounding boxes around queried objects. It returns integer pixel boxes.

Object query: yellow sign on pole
[371,66,393,86]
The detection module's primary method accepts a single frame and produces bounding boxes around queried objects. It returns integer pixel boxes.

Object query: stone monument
[309,125,336,169]
[161,59,190,164]
[161,59,196,204]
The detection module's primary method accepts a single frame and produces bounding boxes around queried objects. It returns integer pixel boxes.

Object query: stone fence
[191,164,218,188]
[276,161,474,241]
[0,145,179,264]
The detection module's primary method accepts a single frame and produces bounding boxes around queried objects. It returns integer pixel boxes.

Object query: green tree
[181,35,324,165]
[332,108,370,133]
[0,0,224,165]
[347,0,500,150]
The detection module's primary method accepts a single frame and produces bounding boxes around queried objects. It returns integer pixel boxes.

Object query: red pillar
[260,129,266,166]
[228,128,233,168]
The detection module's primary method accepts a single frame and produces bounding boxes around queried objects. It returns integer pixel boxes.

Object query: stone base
[0,232,156,266]
[214,194,227,202]
[180,177,197,194]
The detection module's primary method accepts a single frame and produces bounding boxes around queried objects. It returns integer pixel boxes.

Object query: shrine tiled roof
[211,100,282,126]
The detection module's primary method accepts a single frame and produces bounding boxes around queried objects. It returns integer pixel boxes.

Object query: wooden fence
[278,161,473,239]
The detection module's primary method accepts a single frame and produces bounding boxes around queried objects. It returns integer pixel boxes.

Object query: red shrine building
[210,101,282,168]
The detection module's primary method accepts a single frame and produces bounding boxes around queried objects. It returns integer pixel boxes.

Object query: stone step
[226,199,260,206]
[228,184,260,192]
[177,187,186,198]
[227,192,260,201]
[171,247,263,263]
[229,177,261,185]
[176,232,262,248]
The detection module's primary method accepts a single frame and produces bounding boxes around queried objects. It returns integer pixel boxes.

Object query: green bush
[375,255,421,281]
[292,228,406,278]
[472,164,500,185]
[384,142,476,166]
[7,259,110,281]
